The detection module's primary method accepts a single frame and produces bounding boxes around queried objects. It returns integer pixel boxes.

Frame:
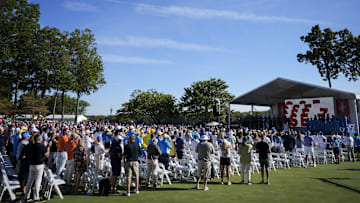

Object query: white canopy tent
[45,114,88,122]
[206,121,222,127]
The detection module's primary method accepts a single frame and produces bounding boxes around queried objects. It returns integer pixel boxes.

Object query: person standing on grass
[304,132,316,167]
[220,133,232,185]
[73,141,87,193]
[195,134,215,191]
[64,133,78,184]
[25,134,51,202]
[332,137,340,164]
[175,132,185,160]
[124,134,142,197]
[56,130,69,176]
[146,138,161,189]
[256,135,270,184]
[159,133,172,170]
[344,133,355,162]
[95,136,105,173]
[354,133,360,161]
[109,135,123,194]
[238,136,253,185]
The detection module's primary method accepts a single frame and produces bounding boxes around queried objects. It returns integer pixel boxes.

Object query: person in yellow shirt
[142,130,152,149]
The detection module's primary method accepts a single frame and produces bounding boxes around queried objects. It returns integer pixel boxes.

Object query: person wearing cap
[64,133,78,184]
[95,136,105,173]
[103,128,112,149]
[158,133,172,170]
[25,133,51,202]
[12,127,21,165]
[56,130,69,176]
[17,132,31,194]
[238,136,253,185]
[146,137,161,189]
[123,134,142,196]
[109,135,123,194]
[84,130,94,160]
[195,134,215,191]
[344,132,355,162]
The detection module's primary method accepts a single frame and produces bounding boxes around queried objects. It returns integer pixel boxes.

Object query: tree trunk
[61,90,65,121]
[52,90,58,122]
[328,78,332,88]
[14,82,18,106]
[75,92,80,123]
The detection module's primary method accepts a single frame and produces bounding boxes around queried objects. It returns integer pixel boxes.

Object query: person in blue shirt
[304,132,316,167]
[332,137,340,164]
[103,129,112,149]
[354,133,360,161]
[158,133,172,170]
[41,128,48,146]
[12,128,21,163]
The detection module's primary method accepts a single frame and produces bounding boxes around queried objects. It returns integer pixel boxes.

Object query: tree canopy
[118,89,178,124]
[0,0,105,120]
[180,78,234,124]
[297,24,360,88]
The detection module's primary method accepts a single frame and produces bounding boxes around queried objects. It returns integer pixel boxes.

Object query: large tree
[180,78,234,124]
[297,25,360,88]
[118,89,178,124]
[47,94,89,115]
[337,29,360,82]
[0,0,40,105]
[68,28,106,122]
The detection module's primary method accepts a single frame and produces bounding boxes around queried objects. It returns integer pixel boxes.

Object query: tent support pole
[354,99,359,134]
[228,103,231,129]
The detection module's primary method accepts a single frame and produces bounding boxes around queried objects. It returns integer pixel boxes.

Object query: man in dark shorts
[110,135,123,194]
[123,134,141,196]
[256,135,271,184]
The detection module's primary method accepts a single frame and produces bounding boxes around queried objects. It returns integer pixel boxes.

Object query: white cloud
[98,36,225,52]
[102,55,174,65]
[135,4,326,24]
[64,1,99,12]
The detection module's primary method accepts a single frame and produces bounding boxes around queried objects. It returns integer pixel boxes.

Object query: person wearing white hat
[84,130,94,160]
[195,134,215,191]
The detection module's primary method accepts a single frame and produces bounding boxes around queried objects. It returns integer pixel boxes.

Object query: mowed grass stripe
[47,162,360,203]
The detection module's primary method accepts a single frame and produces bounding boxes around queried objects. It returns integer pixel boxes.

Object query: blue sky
[29,0,360,115]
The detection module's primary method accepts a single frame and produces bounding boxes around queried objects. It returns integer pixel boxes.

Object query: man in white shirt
[84,130,94,159]
[345,133,355,162]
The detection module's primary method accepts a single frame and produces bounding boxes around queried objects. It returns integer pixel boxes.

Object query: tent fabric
[230,77,360,106]
[45,115,88,122]
[206,121,221,126]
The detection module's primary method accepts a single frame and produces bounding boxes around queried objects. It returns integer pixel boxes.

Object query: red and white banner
[285,97,335,127]
[335,99,350,117]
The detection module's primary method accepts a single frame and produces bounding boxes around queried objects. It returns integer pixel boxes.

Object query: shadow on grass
[337,168,360,172]
[141,187,191,191]
[313,178,360,194]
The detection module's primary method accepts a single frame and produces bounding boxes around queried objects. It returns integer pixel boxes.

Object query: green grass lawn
[48,162,360,203]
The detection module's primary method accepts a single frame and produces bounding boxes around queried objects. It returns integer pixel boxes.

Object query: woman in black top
[25,134,51,202]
